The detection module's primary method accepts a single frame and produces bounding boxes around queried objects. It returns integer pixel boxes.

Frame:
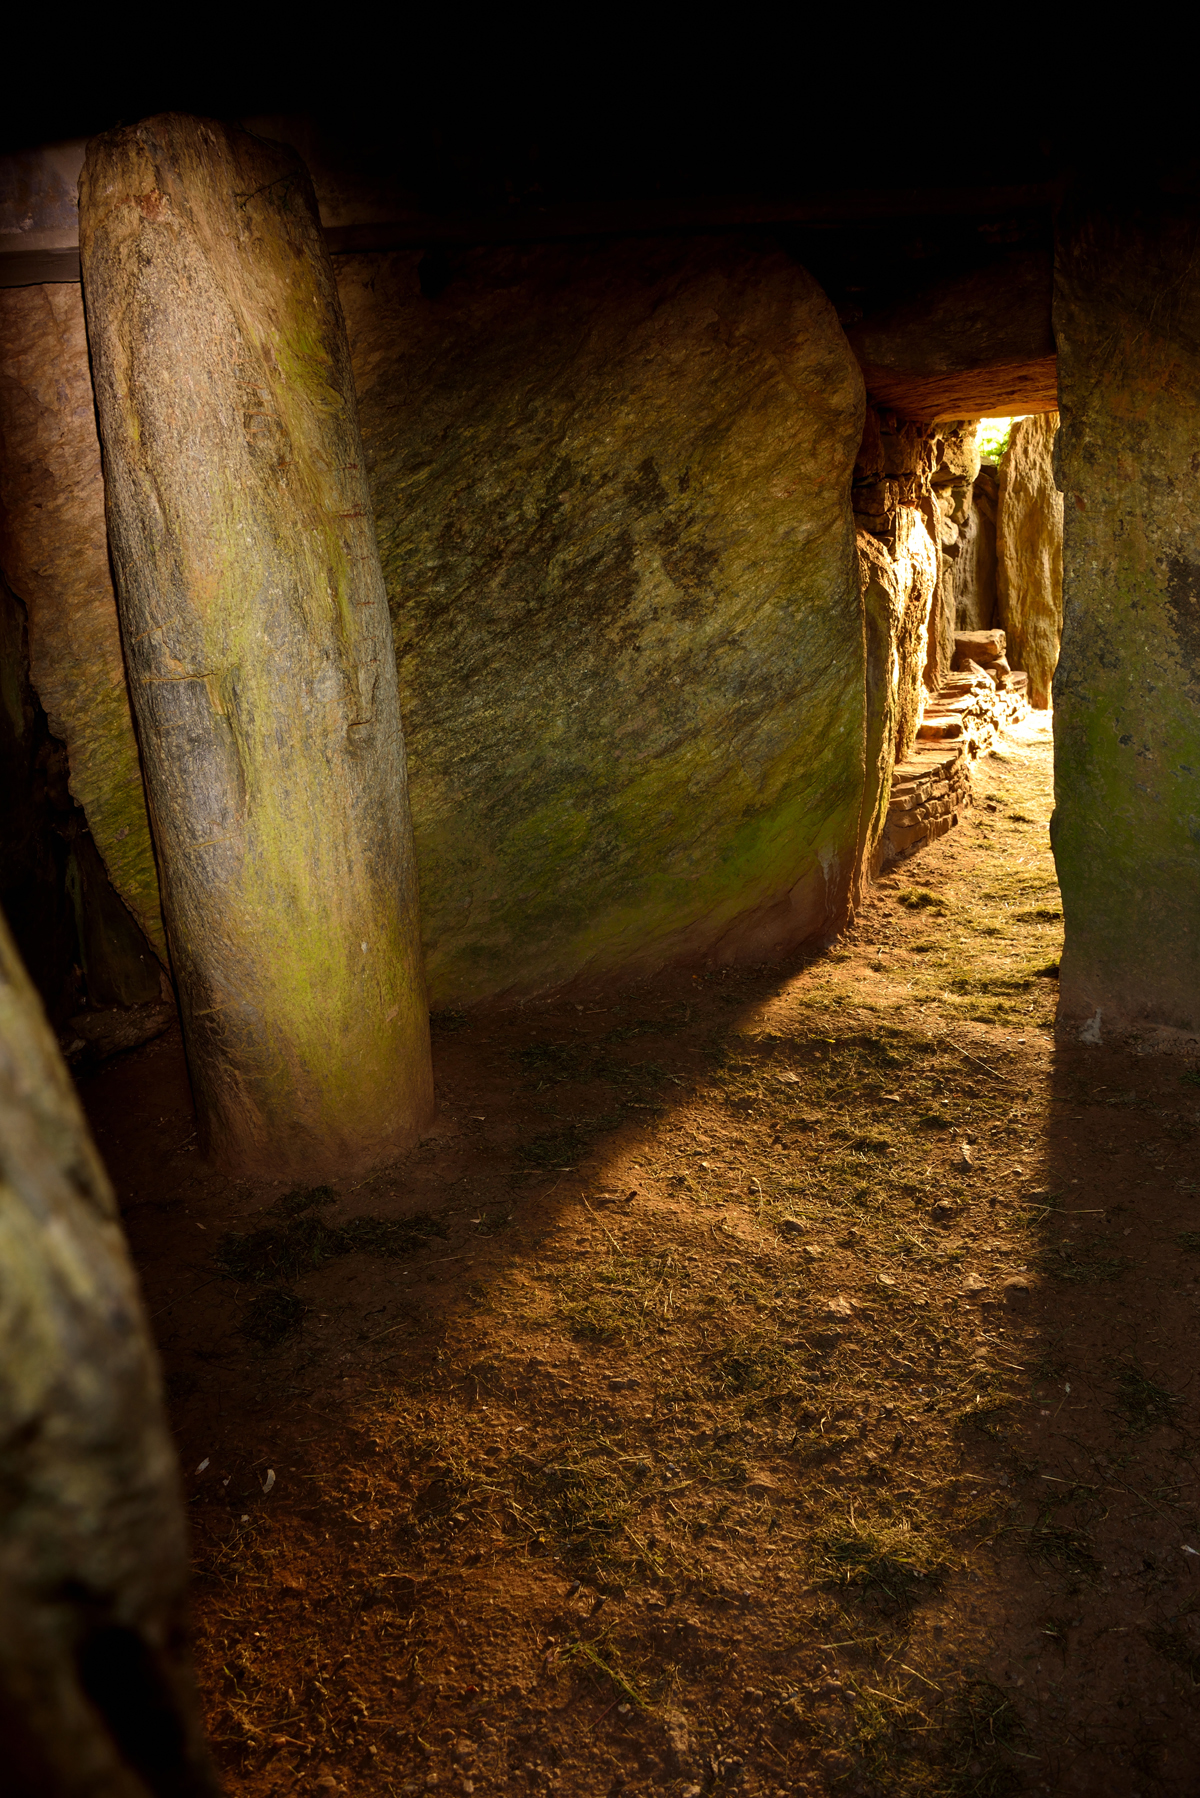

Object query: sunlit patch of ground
[88,714,1200,1795]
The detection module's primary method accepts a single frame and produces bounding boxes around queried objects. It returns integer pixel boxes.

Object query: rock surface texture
[80,115,433,1176]
[1053,196,1200,1037]
[0,575,79,1025]
[952,464,999,632]
[338,239,868,1003]
[997,411,1063,707]
[930,421,982,686]
[846,250,1058,421]
[0,284,165,960]
[0,908,218,1797]
[856,522,937,769]
[851,407,940,759]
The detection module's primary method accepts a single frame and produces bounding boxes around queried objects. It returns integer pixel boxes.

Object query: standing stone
[0,285,166,962]
[850,405,941,767]
[0,908,218,1796]
[997,412,1063,707]
[338,238,867,1001]
[1053,197,1200,1036]
[79,116,433,1176]
[856,512,939,879]
[930,421,982,686]
[953,466,999,633]
[857,511,939,766]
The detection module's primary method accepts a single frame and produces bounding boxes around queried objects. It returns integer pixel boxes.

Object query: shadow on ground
[79,722,1200,1797]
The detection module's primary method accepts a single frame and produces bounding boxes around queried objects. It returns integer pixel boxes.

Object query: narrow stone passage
[85,715,1200,1796]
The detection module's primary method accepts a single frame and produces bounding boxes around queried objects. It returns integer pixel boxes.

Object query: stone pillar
[80,115,434,1175]
[0,908,219,1796]
[997,412,1063,707]
[952,466,998,634]
[1053,195,1200,1037]
[929,419,981,684]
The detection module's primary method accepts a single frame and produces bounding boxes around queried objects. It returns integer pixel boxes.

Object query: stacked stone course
[880,627,1030,864]
[879,743,972,862]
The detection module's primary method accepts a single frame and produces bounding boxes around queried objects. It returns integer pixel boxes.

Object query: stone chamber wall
[0,183,1067,1034]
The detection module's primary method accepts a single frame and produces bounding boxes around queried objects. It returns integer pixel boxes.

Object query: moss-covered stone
[338,239,867,1003]
[80,116,433,1175]
[1053,198,1200,1035]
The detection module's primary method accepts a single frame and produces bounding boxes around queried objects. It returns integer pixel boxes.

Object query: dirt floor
[83,715,1200,1797]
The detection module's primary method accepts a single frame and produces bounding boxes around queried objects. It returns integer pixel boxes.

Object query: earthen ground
[83,716,1200,1797]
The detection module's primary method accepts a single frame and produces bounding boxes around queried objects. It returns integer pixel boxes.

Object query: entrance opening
[853,408,1063,872]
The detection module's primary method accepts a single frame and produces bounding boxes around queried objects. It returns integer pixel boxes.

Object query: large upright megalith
[1053,196,1200,1036]
[338,238,868,1002]
[997,412,1063,708]
[79,116,433,1175]
[0,909,218,1796]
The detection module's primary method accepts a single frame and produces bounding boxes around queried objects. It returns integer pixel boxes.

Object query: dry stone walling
[79,115,434,1177]
[0,908,219,1798]
[1053,194,1200,1039]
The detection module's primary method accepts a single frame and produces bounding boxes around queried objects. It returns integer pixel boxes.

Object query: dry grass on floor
[88,716,1200,1796]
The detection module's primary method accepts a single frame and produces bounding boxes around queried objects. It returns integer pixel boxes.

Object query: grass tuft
[812,1513,949,1606]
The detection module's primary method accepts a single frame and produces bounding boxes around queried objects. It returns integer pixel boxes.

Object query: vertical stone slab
[997,411,1063,706]
[930,420,981,682]
[0,284,166,961]
[952,466,999,633]
[80,116,433,1175]
[0,909,218,1795]
[1053,198,1200,1036]
[338,239,867,1002]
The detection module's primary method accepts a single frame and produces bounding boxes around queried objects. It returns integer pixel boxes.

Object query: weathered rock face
[80,114,434,1175]
[0,908,218,1796]
[851,406,941,751]
[1053,199,1200,1036]
[856,515,939,880]
[856,513,938,766]
[0,576,79,1025]
[0,284,164,962]
[0,569,161,1026]
[65,830,160,1010]
[952,466,998,632]
[338,238,867,1002]
[846,250,1058,420]
[997,411,1063,707]
[930,420,981,685]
